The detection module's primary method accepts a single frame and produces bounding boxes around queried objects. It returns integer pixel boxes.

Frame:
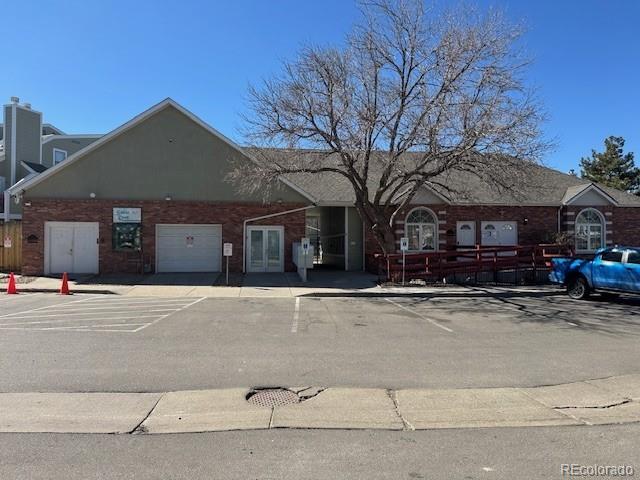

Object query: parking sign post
[300,237,310,283]
[400,237,409,286]
[223,243,233,285]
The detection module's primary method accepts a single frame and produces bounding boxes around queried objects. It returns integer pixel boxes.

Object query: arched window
[575,209,604,252]
[483,223,497,240]
[405,208,438,251]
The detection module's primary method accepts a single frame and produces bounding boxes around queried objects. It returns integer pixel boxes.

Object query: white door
[46,222,99,274]
[481,221,518,246]
[247,226,284,272]
[156,224,222,273]
[456,221,476,246]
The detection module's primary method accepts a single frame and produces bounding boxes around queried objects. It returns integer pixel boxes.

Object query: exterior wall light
[89,192,96,198]
[523,217,529,225]
[165,195,172,201]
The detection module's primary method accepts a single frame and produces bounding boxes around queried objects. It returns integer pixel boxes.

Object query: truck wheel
[567,277,589,300]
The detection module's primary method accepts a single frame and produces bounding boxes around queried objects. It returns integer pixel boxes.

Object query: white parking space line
[51,298,191,310]
[59,298,197,305]
[0,309,185,319]
[385,298,454,333]
[0,296,206,333]
[291,297,300,333]
[0,293,41,303]
[0,295,101,318]
[0,315,166,326]
[131,297,206,332]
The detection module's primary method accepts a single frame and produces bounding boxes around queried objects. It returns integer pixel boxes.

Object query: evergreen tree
[580,136,639,194]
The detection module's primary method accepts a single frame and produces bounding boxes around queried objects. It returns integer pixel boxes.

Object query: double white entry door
[46,222,99,274]
[247,226,284,272]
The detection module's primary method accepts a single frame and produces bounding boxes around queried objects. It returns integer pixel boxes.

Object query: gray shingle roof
[247,148,640,207]
[22,161,48,174]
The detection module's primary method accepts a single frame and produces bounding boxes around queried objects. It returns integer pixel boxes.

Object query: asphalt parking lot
[2,424,639,480]
[0,287,639,393]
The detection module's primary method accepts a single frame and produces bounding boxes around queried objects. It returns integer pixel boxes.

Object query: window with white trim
[405,208,437,251]
[575,209,604,252]
[53,148,67,165]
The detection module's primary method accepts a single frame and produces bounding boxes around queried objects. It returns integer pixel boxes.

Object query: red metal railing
[375,244,573,284]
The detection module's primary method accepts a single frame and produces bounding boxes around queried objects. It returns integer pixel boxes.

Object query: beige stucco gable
[562,184,617,206]
[25,104,309,204]
[567,188,615,206]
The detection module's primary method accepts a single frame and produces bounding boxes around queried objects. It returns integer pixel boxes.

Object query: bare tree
[232,0,548,254]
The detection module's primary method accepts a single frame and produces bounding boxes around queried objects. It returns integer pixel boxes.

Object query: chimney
[3,99,42,187]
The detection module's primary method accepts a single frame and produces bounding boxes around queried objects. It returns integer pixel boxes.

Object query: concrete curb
[5,285,557,298]
[2,375,639,434]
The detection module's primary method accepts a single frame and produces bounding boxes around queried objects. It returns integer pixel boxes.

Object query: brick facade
[20,197,640,276]
[363,203,640,272]
[21,198,306,275]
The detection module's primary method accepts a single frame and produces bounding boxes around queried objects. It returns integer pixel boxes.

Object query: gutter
[242,204,316,272]
[557,206,562,234]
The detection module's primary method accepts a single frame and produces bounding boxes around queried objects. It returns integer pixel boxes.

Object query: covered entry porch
[306,206,364,272]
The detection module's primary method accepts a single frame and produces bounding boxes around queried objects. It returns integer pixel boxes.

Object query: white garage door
[46,222,99,275]
[156,224,222,272]
[481,221,518,246]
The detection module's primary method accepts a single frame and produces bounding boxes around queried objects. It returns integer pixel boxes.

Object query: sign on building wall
[113,207,142,223]
[301,237,310,253]
[112,208,142,251]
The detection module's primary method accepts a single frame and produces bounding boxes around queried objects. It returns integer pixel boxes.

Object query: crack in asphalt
[130,393,164,434]
[555,399,633,410]
[387,389,413,431]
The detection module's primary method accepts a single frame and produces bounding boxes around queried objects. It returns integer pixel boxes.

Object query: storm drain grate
[246,388,300,407]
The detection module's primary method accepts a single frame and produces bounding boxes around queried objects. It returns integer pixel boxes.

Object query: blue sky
[2,0,638,173]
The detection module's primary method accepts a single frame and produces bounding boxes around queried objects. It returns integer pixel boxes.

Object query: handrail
[374,244,573,283]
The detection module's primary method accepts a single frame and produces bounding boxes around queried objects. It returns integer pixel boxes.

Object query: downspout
[3,191,10,222]
[10,103,17,186]
[242,204,317,272]
[557,206,562,234]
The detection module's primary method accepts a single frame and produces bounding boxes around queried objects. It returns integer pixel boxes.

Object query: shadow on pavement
[76,273,219,286]
[392,287,640,336]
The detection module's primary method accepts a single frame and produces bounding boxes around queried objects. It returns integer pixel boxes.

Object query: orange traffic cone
[6,272,17,294]
[60,272,70,295]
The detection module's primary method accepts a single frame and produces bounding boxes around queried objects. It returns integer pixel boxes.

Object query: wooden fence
[376,244,573,284]
[0,221,22,273]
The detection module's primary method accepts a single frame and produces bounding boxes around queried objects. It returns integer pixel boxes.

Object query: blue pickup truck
[549,247,640,299]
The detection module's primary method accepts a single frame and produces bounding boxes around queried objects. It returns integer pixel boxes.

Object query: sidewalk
[1,375,639,434]
[3,274,558,298]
